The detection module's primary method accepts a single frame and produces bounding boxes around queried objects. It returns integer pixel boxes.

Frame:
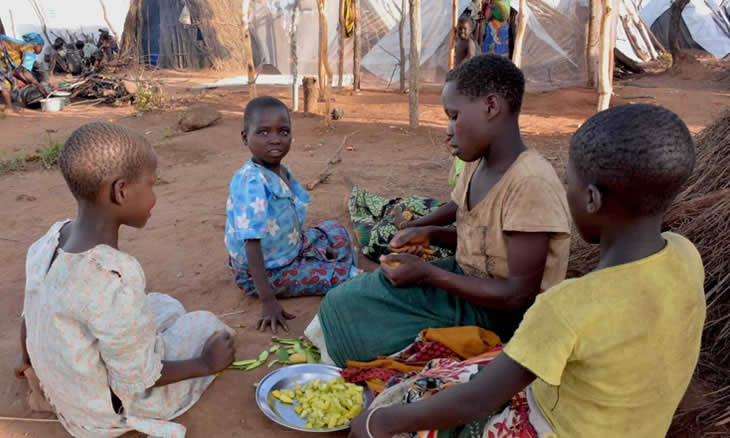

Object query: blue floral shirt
[225,161,310,270]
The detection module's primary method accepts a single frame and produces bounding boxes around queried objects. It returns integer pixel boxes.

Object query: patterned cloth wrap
[0,34,40,91]
[230,220,358,298]
[369,348,542,438]
[482,0,511,56]
[348,185,454,262]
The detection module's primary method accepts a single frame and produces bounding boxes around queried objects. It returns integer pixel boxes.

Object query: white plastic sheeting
[0,1,130,42]
[251,0,603,91]
[641,0,730,58]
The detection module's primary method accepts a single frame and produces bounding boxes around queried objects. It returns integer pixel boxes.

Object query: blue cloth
[225,160,311,271]
[22,33,44,46]
[1,34,37,71]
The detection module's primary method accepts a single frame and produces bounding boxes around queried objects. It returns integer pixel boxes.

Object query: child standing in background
[225,96,359,333]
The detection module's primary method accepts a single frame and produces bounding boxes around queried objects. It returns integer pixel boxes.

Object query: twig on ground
[0,416,59,423]
[306,131,359,191]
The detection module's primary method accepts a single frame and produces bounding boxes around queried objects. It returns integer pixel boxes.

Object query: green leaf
[268,359,279,368]
[269,345,280,353]
[294,343,306,355]
[258,351,269,362]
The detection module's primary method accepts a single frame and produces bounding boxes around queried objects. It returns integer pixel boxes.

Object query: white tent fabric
[641,0,730,58]
[0,1,129,42]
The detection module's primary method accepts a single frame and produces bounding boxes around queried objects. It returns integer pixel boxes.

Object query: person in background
[0,32,47,112]
[481,0,511,57]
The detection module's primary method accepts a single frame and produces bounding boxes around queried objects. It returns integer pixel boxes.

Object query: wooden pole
[353,0,361,91]
[448,0,457,71]
[291,0,300,111]
[596,0,614,111]
[586,0,601,88]
[242,0,257,98]
[9,9,17,39]
[668,0,690,67]
[338,0,345,89]
[399,0,407,92]
[317,0,332,126]
[512,0,528,67]
[146,3,151,64]
[408,0,421,128]
[29,0,51,47]
[98,0,120,43]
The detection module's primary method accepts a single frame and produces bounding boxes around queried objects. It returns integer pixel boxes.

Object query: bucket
[150,52,159,65]
[40,97,65,112]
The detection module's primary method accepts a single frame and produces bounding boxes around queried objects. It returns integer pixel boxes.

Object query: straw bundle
[567,108,730,434]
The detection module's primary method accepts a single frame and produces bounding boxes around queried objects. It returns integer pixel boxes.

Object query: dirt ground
[1,65,729,437]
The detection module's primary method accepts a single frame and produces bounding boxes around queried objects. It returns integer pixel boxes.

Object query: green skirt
[318,257,524,367]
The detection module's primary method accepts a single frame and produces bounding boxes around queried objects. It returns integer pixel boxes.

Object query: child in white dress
[14,122,235,438]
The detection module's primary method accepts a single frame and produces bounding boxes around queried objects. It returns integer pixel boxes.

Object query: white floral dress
[23,220,231,438]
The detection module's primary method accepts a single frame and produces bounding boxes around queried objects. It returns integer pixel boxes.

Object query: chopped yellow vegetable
[281,378,365,430]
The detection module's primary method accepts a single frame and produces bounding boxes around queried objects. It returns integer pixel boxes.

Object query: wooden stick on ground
[0,416,59,423]
[306,131,359,191]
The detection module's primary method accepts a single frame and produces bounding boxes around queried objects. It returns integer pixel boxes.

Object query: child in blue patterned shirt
[225,96,359,333]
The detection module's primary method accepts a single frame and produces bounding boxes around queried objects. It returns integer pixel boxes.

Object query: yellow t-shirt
[451,150,571,292]
[504,232,706,438]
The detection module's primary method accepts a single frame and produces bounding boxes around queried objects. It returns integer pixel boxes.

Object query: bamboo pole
[291,0,300,111]
[98,0,120,43]
[408,0,421,128]
[353,0,361,91]
[512,0,528,67]
[317,0,332,126]
[242,0,257,98]
[399,0,407,92]
[448,0,457,71]
[596,0,614,111]
[338,0,345,89]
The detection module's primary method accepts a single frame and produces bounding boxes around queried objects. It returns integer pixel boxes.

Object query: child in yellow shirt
[348,104,705,438]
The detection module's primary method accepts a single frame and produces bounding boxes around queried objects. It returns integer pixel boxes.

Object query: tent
[2,0,669,92]
[640,0,730,59]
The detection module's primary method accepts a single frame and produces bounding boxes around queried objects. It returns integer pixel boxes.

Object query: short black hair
[445,54,525,113]
[570,104,695,216]
[457,16,474,27]
[59,122,153,201]
[243,96,290,132]
[75,40,85,50]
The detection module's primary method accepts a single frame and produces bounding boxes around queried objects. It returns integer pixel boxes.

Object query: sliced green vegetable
[277,347,290,363]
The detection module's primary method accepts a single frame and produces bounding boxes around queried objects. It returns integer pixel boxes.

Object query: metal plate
[255,364,371,433]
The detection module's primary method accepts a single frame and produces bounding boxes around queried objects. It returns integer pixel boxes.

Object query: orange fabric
[345,358,425,374]
[344,326,502,391]
[420,326,501,359]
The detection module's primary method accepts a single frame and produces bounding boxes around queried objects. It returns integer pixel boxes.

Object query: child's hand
[14,353,31,379]
[200,330,236,374]
[380,254,433,287]
[390,227,431,253]
[259,298,296,334]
